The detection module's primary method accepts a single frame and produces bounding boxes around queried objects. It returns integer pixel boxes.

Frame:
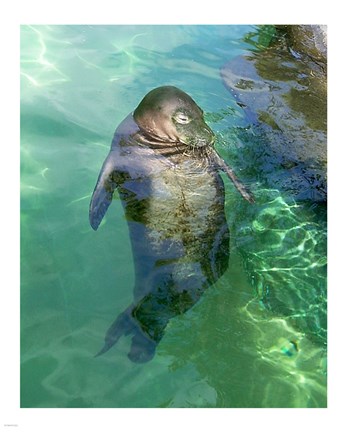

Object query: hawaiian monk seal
[89,86,253,363]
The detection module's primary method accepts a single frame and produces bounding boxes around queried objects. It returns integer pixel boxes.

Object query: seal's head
[133,86,215,149]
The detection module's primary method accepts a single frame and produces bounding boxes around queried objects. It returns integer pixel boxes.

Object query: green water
[20,25,327,408]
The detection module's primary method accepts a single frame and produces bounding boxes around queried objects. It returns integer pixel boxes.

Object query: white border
[2,1,343,431]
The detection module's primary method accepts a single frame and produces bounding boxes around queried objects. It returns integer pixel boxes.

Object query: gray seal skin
[89,86,253,363]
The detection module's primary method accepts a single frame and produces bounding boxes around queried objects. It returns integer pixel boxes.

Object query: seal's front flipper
[89,151,118,230]
[210,149,255,203]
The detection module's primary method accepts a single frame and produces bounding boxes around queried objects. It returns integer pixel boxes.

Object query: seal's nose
[194,127,215,148]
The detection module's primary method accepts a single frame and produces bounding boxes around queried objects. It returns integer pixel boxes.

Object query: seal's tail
[95,306,157,363]
[95,307,136,357]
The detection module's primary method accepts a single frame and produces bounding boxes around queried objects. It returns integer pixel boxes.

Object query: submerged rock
[221,25,327,202]
[277,25,327,65]
[220,27,327,350]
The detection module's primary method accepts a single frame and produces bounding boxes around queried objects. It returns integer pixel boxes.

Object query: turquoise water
[20,25,327,408]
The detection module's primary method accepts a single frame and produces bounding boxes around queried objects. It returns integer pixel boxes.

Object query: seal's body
[90,86,252,362]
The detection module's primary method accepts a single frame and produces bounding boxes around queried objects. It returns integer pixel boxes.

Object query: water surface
[20,25,327,408]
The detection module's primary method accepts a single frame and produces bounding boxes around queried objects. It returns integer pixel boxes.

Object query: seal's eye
[174,112,191,124]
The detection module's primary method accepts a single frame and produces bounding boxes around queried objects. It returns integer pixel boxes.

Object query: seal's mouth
[176,123,215,149]
[179,133,215,149]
